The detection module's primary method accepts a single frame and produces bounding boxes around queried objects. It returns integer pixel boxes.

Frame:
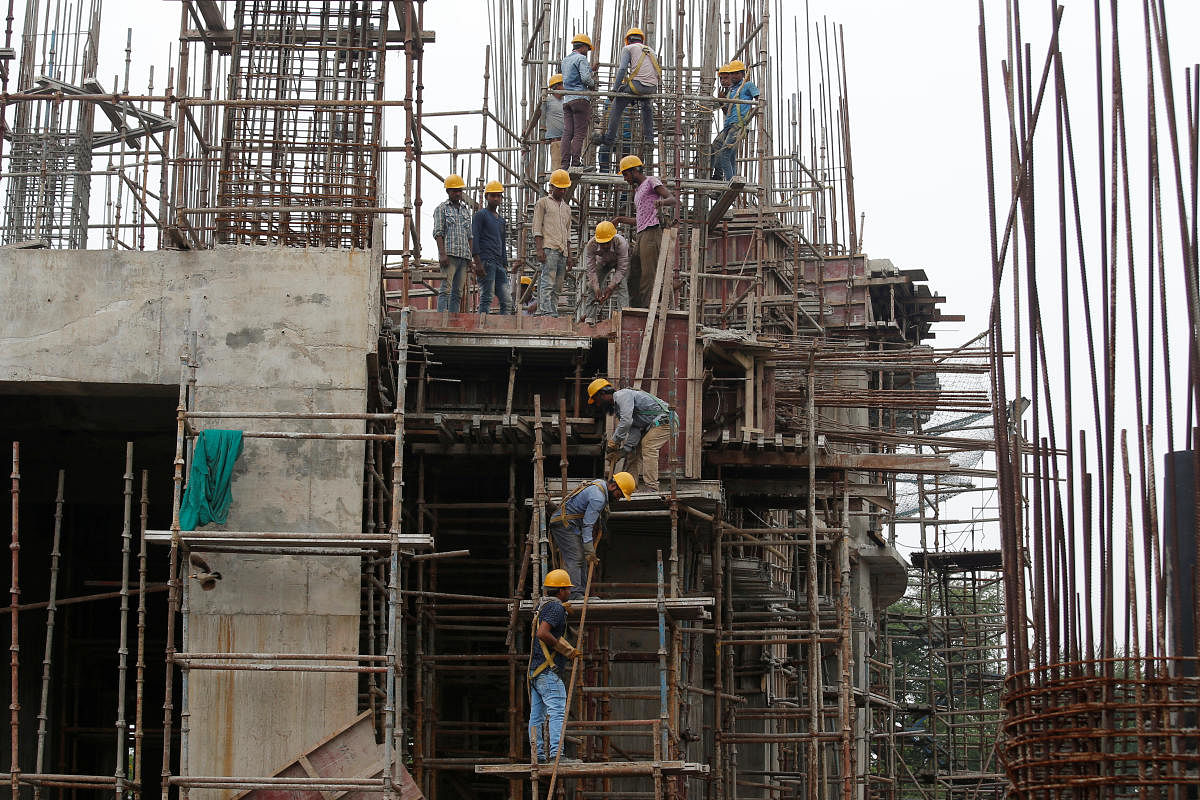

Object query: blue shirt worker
[710,60,760,181]
[559,34,597,169]
[528,569,581,764]
[548,473,636,600]
[432,174,474,312]
[471,180,511,314]
[588,379,675,493]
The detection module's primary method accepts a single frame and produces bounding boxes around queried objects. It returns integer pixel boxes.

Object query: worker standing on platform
[472,180,512,314]
[548,473,636,600]
[711,60,760,181]
[576,220,630,325]
[613,155,678,308]
[543,74,566,170]
[588,379,675,493]
[596,27,660,157]
[560,34,597,170]
[432,174,473,312]
[528,569,580,764]
[532,169,574,316]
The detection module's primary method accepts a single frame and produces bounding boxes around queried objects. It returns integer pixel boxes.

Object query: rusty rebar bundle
[979,1,1200,797]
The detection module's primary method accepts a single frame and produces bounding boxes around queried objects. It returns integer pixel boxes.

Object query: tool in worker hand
[544,532,601,798]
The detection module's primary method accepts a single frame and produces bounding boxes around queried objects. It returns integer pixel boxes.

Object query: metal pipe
[9,442,20,798]
[32,470,63,800]
[656,551,669,762]
[134,469,149,796]
[114,443,134,800]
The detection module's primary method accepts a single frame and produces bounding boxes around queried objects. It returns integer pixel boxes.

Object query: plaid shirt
[433,199,473,259]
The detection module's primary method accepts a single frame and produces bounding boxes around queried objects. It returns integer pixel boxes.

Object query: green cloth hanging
[179,429,245,531]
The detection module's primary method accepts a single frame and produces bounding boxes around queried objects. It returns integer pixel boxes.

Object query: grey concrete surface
[2,246,380,795]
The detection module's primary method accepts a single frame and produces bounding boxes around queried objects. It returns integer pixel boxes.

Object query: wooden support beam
[705,179,746,231]
[634,227,679,387]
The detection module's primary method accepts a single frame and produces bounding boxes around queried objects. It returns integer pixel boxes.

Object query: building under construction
[2,2,1197,800]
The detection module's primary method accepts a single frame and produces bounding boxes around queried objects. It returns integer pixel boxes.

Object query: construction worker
[588,379,675,493]
[532,169,574,316]
[432,174,473,312]
[576,220,629,325]
[519,275,539,315]
[560,34,597,170]
[543,74,565,170]
[711,60,760,181]
[597,27,661,154]
[528,568,581,764]
[548,472,636,600]
[471,180,511,314]
[612,155,678,308]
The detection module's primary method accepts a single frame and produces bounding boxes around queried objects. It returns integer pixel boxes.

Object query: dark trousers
[604,82,656,144]
[560,98,591,168]
[628,225,663,308]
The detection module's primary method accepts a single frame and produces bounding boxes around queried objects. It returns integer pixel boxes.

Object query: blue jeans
[711,123,740,180]
[437,256,470,312]
[479,259,511,314]
[537,249,568,316]
[529,670,567,761]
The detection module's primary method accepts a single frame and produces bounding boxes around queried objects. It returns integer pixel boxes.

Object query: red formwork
[802,256,871,328]
[611,309,695,478]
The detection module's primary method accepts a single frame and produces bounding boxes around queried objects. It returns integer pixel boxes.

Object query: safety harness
[548,478,608,526]
[624,45,662,96]
[529,595,565,680]
[728,79,757,126]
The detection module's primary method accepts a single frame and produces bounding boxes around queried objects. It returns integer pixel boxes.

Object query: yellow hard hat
[625,27,644,43]
[612,472,636,500]
[444,174,466,190]
[594,220,617,243]
[718,59,746,74]
[587,377,613,403]
[618,154,643,173]
[548,73,564,88]
[544,568,574,588]
[571,33,592,48]
[520,276,533,286]
[549,169,572,189]
[484,180,504,194]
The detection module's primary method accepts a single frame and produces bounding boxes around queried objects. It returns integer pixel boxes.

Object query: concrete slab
[0,246,378,797]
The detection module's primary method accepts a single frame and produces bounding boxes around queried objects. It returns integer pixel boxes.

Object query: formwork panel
[613,310,694,478]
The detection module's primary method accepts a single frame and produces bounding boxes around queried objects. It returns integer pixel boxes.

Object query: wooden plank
[296,755,337,800]
[705,179,746,231]
[633,226,678,387]
[234,711,424,800]
[647,240,674,397]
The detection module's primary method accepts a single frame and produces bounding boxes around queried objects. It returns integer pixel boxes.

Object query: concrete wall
[1,246,380,791]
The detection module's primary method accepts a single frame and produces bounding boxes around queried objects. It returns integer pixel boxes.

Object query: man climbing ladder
[528,569,582,765]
